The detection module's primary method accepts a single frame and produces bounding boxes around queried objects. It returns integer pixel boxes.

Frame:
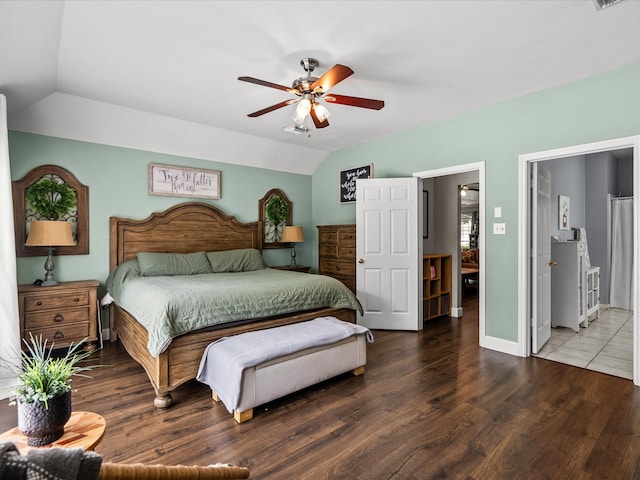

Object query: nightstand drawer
[24,291,90,312]
[25,307,90,329]
[25,324,89,344]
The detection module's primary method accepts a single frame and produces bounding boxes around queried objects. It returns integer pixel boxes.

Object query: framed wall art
[559,194,570,230]
[339,164,373,203]
[149,163,221,199]
[423,190,429,239]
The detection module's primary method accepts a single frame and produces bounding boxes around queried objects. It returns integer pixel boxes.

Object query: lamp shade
[26,221,75,247]
[281,225,304,243]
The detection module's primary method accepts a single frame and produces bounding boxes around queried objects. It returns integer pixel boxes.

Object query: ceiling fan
[460,184,480,197]
[238,58,385,129]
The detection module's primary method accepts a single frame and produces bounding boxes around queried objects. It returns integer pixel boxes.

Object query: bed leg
[234,409,253,423]
[211,390,220,402]
[351,366,365,376]
[154,393,173,409]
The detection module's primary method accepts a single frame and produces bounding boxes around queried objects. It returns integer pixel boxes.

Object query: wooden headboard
[109,202,263,272]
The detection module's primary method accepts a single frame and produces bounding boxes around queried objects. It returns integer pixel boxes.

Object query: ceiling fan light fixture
[314,102,331,122]
[293,96,312,123]
[460,185,469,197]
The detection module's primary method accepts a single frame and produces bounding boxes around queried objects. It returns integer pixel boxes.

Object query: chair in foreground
[99,462,250,479]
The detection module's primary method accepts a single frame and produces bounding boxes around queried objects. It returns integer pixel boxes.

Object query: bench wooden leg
[234,409,253,423]
[351,366,365,376]
[213,390,253,423]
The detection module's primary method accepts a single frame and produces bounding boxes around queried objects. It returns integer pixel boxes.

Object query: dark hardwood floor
[3,294,640,479]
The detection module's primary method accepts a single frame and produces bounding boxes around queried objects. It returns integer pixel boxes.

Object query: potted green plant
[10,334,99,446]
[265,194,289,242]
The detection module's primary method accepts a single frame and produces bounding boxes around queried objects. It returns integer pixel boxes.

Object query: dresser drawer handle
[335,265,340,271]
[74,297,80,302]
[53,314,64,323]
[37,301,43,306]
[53,330,64,339]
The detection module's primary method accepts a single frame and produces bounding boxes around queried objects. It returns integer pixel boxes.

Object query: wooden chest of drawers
[317,224,356,293]
[18,280,99,351]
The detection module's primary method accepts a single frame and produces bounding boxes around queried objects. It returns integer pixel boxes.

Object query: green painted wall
[9,132,312,294]
[312,61,640,342]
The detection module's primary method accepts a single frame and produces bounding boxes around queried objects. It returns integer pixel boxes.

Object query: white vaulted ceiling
[2,1,640,174]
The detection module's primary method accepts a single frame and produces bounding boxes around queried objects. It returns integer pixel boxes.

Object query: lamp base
[289,244,297,266]
[41,247,58,286]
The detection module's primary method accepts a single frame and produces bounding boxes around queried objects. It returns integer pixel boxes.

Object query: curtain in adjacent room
[0,94,20,399]
[609,197,634,310]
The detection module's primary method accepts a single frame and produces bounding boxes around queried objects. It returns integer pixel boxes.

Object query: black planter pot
[18,391,72,447]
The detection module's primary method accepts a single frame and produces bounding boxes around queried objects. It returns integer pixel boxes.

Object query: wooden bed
[109,202,356,408]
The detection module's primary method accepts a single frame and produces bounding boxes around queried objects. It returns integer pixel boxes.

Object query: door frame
[413,161,486,348]
[517,135,640,385]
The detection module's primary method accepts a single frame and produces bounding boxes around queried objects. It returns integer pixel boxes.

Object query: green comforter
[106,266,362,357]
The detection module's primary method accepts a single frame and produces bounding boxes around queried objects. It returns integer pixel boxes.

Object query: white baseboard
[480,335,521,356]
[451,307,463,317]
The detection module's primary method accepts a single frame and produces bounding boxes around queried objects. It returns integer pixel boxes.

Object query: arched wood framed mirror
[258,188,292,249]
[12,164,89,257]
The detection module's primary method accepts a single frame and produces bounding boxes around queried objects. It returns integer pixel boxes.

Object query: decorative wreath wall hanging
[26,178,77,220]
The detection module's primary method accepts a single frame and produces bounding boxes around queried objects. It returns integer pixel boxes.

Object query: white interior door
[531,163,552,353]
[355,177,422,330]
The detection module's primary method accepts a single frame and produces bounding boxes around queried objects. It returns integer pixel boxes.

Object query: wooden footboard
[113,304,356,408]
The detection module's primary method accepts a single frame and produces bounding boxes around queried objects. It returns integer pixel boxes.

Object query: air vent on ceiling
[592,0,625,10]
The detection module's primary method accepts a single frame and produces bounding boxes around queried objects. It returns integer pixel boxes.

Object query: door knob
[549,261,558,266]
[358,258,364,264]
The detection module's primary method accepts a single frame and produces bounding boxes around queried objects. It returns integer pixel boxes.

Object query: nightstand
[18,280,100,351]
[271,265,311,273]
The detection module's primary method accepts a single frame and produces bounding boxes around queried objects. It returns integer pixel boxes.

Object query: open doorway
[413,162,486,346]
[518,135,640,385]
[460,183,480,300]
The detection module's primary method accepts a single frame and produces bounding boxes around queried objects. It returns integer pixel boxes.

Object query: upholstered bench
[196,317,373,423]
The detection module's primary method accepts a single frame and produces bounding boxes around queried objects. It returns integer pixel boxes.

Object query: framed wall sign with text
[339,164,373,203]
[149,163,221,199]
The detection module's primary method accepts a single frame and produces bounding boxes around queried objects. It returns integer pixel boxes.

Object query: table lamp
[25,220,75,286]
[281,226,304,266]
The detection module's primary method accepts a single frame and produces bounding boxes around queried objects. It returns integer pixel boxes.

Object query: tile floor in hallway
[534,307,633,380]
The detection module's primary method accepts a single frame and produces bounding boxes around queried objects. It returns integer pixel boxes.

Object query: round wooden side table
[0,411,106,454]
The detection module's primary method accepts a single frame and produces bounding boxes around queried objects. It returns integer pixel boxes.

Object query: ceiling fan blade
[310,108,329,129]
[238,76,299,95]
[247,99,297,117]
[311,64,354,93]
[323,94,385,110]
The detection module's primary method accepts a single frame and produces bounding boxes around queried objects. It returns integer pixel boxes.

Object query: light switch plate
[493,223,506,235]
[494,207,502,218]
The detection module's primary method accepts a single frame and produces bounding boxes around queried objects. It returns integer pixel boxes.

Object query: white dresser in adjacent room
[550,239,588,332]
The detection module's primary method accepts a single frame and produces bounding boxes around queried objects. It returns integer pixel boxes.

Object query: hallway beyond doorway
[533,308,632,380]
